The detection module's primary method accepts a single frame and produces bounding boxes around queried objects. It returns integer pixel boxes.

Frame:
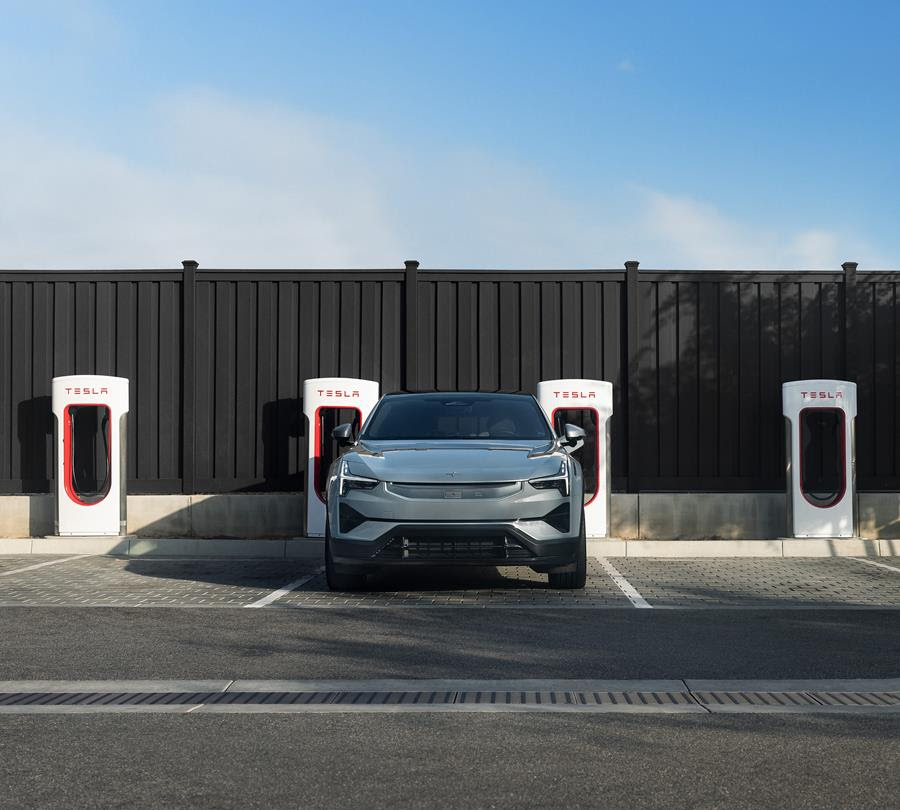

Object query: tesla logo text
[317,389,360,398]
[553,391,596,399]
[65,387,109,395]
[801,391,844,400]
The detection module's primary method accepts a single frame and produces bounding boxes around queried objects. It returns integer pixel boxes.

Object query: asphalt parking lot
[1,553,899,808]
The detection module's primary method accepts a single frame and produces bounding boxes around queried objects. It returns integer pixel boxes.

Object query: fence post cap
[624,259,640,270]
[182,259,199,270]
[404,259,420,270]
[841,261,858,272]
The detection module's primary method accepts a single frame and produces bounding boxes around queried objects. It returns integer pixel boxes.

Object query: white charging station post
[303,377,380,537]
[783,379,857,538]
[536,379,613,538]
[52,375,129,537]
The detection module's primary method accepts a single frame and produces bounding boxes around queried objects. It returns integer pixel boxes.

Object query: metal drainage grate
[811,691,900,707]
[0,691,220,707]
[0,689,897,713]
[695,690,900,709]
[694,691,821,708]
[0,690,696,709]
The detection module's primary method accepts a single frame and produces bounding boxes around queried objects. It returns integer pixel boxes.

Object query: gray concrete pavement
[1,554,898,808]
[1,714,898,809]
[1,606,898,681]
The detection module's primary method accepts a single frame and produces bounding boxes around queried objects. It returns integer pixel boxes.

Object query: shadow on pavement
[122,558,566,592]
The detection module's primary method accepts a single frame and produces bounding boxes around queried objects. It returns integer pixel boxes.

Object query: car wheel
[325,521,367,592]
[548,508,587,589]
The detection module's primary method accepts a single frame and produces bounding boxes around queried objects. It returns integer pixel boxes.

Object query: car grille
[386,483,521,500]
[375,536,533,561]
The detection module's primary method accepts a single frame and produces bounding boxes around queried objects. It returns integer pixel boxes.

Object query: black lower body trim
[330,523,579,568]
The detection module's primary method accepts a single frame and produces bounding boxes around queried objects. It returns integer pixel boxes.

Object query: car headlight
[529,460,569,496]
[338,459,379,496]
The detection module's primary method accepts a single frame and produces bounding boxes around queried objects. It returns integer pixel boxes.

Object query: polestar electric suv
[324,391,587,591]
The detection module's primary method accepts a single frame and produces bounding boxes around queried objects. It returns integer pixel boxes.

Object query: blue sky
[1,0,897,268]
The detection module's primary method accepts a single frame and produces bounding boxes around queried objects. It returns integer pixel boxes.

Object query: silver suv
[325,392,586,590]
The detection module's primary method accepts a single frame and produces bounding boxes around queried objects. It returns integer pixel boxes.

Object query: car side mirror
[562,423,586,449]
[332,422,355,446]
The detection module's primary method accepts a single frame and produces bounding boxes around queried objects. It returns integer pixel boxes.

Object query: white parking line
[596,557,652,608]
[244,568,324,608]
[0,555,92,577]
[852,558,900,575]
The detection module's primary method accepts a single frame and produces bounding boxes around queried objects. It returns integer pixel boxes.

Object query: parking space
[0,556,322,608]
[613,558,900,609]
[0,554,897,609]
[0,555,83,576]
[278,559,628,607]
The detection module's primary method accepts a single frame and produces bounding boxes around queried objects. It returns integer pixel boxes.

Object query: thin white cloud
[0,90,883,269]
[616,59,635,73]
[787,229,841,267]
[634,189,876,269]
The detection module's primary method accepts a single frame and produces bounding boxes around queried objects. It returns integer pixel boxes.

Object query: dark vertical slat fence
[190,270,406,492]
[0,263,898,494]
[416,271,628,489]
[630,271,856,490]
[857,271,900,490]
[0,271,182,493]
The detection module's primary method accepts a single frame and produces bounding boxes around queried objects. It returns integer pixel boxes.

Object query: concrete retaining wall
[2,492,899,540]
[0,494,303,539]
[634,493,786,540]
[622,493,900,540]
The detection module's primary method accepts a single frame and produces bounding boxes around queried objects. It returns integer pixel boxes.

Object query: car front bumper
[329,521,580,568]
[326,477,582,570]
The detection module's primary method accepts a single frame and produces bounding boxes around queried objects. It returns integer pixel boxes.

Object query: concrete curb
[0,536,325,558]
[229,678,688,693]
[3,677,894,694]
[0,680,233,693]
[590,539,786,558]
[683,678,900,692]
[0,536,897,558]
[588,538,897,558]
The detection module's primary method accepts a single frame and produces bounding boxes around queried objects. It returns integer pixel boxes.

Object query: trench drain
[0,688,898,713]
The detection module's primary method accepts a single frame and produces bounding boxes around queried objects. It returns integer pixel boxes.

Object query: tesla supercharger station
[52,375,129,536]
[537,379,613,538]
[783,379,857,538]
[303,377,380,537]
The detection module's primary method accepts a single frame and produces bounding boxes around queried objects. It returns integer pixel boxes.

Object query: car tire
[325,521,367,592]
[548,509,587,589]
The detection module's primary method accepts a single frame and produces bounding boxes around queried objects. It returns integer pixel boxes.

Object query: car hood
[343,439,566,484]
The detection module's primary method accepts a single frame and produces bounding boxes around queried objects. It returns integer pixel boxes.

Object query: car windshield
[361,394,553,441]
